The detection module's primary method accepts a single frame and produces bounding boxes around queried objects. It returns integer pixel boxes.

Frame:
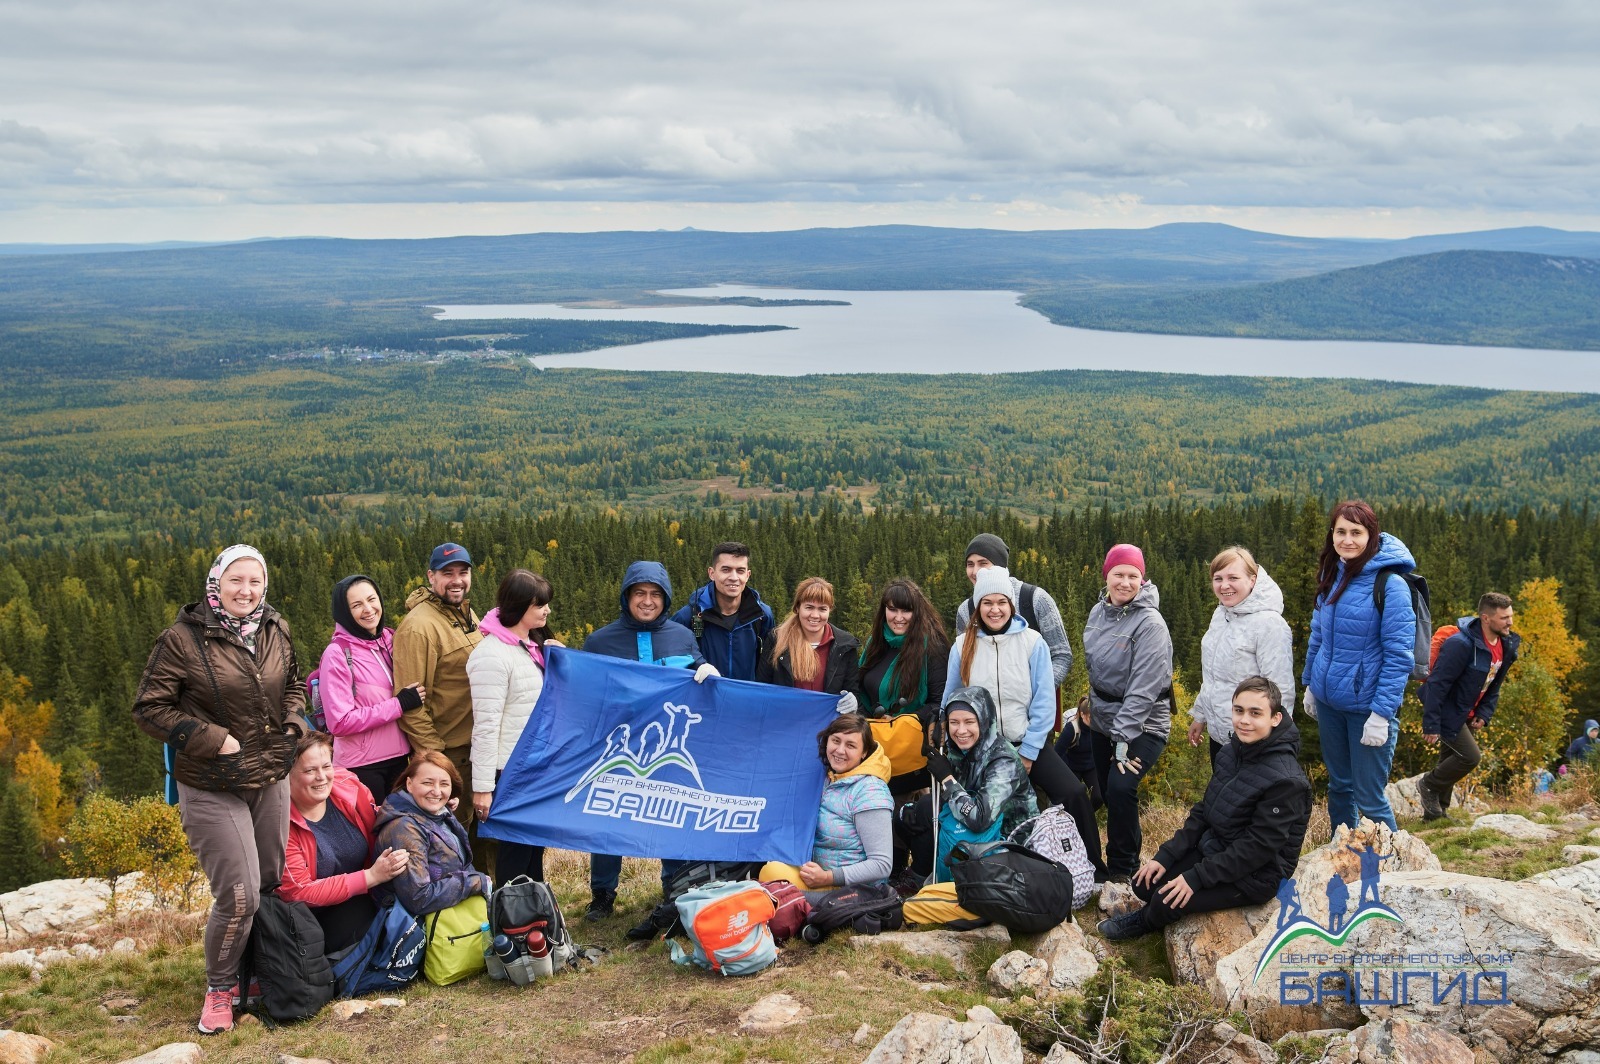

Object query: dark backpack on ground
[949,840,1075,934]
[799,883,904,943]
[638,860,767,938]
[1373,566,1434,684]
[328,898,425,998]
[761,880,812,944]
[244,891,337,1022]
[490,876,576,967]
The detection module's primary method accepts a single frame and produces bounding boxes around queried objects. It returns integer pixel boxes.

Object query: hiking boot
[1419,781,1447,822]
[625,900,677,941]
[1097,909,1152,942]
[197,987,235,1034]
[584,888,617,922]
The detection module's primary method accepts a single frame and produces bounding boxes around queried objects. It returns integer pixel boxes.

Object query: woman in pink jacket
[280,733,409,951]
[318,574,422,799]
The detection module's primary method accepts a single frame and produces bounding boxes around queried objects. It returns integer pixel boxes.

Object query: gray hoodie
[1082,581,1173,743]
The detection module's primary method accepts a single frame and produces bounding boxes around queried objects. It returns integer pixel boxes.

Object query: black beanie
[965,533,1009,568]
[332,573,385,640]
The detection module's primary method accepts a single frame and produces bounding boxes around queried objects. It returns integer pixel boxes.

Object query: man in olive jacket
[394,542,483,828]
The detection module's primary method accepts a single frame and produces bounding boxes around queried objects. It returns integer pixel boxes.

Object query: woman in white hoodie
[1188,547,1296,766]
[946,566,1104,877]
[467,569,558,886]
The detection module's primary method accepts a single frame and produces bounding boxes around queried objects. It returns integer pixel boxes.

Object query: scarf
[873,625,928,711]
[331,573,385,641]
[206,544,269,654]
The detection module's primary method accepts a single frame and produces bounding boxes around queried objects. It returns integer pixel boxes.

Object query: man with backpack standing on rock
[394,544,485,843]
[671,541,774,682]
[1420,592,1519,821]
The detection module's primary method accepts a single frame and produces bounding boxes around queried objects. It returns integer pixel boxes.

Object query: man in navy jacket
[670,541,774,681]
[1420,592,1519,821]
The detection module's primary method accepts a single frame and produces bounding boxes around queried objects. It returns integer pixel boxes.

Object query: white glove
[1301,688,1317,720]
[693,662,719,684]
[1360,712,1390,747]
[835,692,859,715]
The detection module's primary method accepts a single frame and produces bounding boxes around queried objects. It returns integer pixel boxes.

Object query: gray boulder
[862,1012,1023,1064]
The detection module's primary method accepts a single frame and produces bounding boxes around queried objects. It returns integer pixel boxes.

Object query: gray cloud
[2,0,1598,223]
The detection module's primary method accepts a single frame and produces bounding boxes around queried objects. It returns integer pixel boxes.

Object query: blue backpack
[330,899,425,998]
[668,880,778,977]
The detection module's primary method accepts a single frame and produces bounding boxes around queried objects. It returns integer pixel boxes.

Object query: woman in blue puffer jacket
[1301,500,1417,831]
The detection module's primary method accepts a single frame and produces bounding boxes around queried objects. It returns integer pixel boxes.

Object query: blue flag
[479,647,835,865]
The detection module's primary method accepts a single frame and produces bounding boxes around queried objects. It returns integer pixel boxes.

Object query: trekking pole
[929,704,946,881]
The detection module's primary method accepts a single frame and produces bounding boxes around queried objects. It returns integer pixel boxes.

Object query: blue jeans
[1320,708,1398,830]
[589,854,684,894]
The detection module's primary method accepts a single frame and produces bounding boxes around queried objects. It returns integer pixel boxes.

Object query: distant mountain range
[3,223,1599,373]
[1028,250,1600,351]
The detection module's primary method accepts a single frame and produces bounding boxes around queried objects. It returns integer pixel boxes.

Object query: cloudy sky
[3,0,1598,242]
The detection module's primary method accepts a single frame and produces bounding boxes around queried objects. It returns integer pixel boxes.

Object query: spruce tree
[0,778,48,892]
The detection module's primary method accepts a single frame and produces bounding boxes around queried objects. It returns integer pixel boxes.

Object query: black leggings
[1024,740,1106,875]
[351,754,409,804]
[1090,729,1167,877]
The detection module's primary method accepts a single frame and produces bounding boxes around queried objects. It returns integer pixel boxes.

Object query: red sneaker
[231,979,261,1008]
[198,987,235,1034]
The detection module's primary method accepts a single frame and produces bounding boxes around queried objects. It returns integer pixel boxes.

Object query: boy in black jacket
[1099,676,1311,940]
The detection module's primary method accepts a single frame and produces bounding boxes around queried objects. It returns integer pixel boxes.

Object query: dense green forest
[1,500,1596,890]
[1027,251,1600,351]
[4,364,1598,549]
[6,224,1600,377]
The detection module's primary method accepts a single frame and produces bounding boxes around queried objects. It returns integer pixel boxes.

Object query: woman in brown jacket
[133,544,307,1035]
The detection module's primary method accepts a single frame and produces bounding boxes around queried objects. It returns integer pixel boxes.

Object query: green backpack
[422,894,489,985]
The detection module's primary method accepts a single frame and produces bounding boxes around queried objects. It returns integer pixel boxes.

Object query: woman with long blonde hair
[756,577,862,701]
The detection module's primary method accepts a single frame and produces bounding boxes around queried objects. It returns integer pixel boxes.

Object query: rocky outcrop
[1531,857,1600,906]
[1215,868,1600,1057]
[0,876,169,944]
[112,1046,203,1064]
[850,926,1011,975]
[1165,819,1438,1000]
[1385,773,1485,821]
[0,1030,55,1064]
[1320,1017,1474,1063]
[861,1011,1023,1064]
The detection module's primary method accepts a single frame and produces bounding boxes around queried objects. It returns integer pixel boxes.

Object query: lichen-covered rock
[1034,919,1099,991]
[1564,846,1600,865]
[1472,813,1559,841]
[737,992,811,1034]
[1041,1044,1088,1064]
[1530,857,1600,906]
[0,875,180,943]
[986,950,1048,995]
[1165,901,1275,991]
[862,1012,1024,1064]
[112,1045,204,1064]
[1096,882,1139,917]
[850,925,1011,974]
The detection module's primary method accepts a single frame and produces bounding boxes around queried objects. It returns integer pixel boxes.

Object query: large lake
[434,286,1600,393]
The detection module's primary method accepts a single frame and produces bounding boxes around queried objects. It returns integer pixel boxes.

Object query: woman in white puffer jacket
[1188,547,1296,766]
[467,568,559,885]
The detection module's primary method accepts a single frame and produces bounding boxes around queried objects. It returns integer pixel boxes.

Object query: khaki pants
[177,779,289,988]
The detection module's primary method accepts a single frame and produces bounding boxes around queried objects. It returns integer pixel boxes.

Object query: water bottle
[484,931,514,981]
[493,934,520,963]
[525,929,554,979]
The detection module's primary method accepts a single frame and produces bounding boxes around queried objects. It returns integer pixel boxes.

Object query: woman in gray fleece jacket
[1082,544,1173,880]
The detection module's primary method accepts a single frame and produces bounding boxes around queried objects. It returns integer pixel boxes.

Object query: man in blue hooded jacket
[581,561,716,924]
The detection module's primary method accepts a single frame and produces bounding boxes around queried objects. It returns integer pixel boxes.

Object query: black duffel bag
[949,840,1075,934]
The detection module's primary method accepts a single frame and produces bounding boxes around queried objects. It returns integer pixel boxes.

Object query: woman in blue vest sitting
[761,713,894,899]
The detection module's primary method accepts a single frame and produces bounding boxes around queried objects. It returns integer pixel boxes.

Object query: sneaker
[1097,909,1152,942]
[584,888,617,922]
[197,987,235,1034]
[230,979,261,1008]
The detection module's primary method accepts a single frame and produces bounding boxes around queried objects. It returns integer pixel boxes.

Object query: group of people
[131,499,1526,1031]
